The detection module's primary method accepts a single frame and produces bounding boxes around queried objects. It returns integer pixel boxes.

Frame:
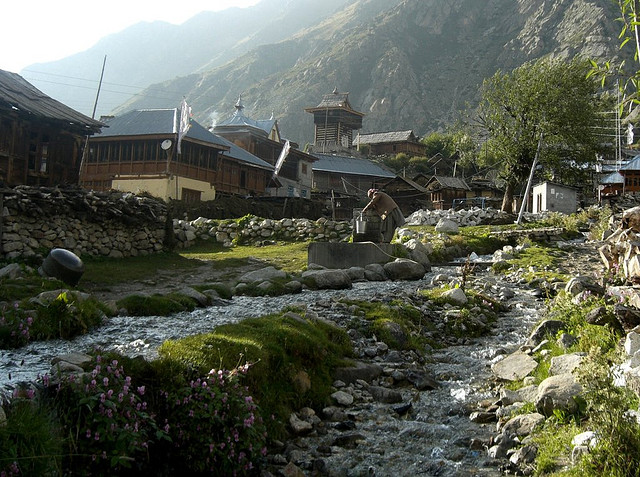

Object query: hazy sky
[2,0,260,73]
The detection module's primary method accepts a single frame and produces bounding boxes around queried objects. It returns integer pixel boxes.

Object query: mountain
[19,0,353,119]
[23,0,625,146]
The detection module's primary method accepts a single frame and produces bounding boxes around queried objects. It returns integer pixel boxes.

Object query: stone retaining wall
[1,186,570,261]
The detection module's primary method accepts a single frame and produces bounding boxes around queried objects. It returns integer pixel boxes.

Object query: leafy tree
[589,0,640,112]
[477,57,609,213]
[420,129,478,176]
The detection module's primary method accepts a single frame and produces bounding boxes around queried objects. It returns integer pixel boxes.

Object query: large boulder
[301,269,352,290]
[535,373,583,416]
[492,351,538,381]
[238,266,287,283]
[402,239,432,272]
[435,218,459,233]
[383,258,426,280]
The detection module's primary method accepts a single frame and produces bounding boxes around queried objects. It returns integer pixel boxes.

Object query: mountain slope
[115,0,625,145]
[19,0,352,119]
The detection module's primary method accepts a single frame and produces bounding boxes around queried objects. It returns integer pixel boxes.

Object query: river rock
[383,258,426,280]
[51,352,93,369]
[368,385,403,404]
[0,263,25,279]
[435,218,459,233]
[238,266,287,283]
[535,373,583,416]
[402,239,432,272]
[625,331,640,356]
[525,319,566,348]
[334,361,383,385]
[441,287,468,306]
[499,385,538,406]
[289,413,313,435]
[331,390,354,406]
[548,352,586,376]
[301,269,352,289]
[364,263,387,281]
[177,287,209,307]
[501,412,545,438]
[492,351,537,381]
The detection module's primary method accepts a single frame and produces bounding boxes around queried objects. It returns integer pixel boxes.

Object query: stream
[0,264,543,476]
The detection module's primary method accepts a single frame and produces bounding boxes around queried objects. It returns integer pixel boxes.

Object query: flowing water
[0,266,543,476]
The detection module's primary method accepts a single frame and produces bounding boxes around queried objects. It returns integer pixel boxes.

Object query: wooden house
[532,181,578,214]
[213,96,316,198]
[417,175,471,210]
[599,171,624,198]
[305,88,364,153]
[377,175,428,215]
[620,155,640,194]
[0,69,103,187]
[310,153,396,219]
[82,107,273,201]
[354,130,425,157]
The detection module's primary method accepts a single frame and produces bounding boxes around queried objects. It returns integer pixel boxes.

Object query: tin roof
[0,69,103,133]
[311,153,396,178]
[426,175,471,191]
[622,155,640,171]
[600,171,624,184]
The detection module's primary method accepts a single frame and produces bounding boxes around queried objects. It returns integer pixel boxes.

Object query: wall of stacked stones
[1,185,543,261]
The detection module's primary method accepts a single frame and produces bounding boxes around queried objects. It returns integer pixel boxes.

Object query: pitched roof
[600,171,624,184]
[0,69,103,133]
[311,153,396,178]
[304,88,364,117]
[96,109,227,148]
[354,130,418,145]
[622,155,640,171]
[94,109,272,170]
[426,175,471,190]
[379,175,427,192]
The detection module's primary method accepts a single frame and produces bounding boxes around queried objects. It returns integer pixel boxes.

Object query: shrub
[49,355,169,474]
[116,293,197,316]
[160,365,267,474]
[0,393,63,476]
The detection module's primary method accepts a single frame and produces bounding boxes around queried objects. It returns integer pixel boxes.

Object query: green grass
[181,240,310,273]
[158,308,352,438]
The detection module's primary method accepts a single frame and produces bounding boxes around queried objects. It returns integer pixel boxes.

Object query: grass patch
[157,309,352,438]
[116,293,198,316]
[80,252,204,287]
[182,240,310,273]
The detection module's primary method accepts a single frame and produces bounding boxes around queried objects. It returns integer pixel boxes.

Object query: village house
[414,175,471,210]
[353,130,425,157]
[619,154,640,194]
[212,95,316,198]
[376,175,429,215]
[81,106,273,201]
[0,69,103,187]
[532,181,578,214]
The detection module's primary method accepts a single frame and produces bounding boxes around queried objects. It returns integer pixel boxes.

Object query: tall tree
[477,57,608,213]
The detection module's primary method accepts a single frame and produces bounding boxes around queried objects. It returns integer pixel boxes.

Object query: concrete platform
[308,242,401,269]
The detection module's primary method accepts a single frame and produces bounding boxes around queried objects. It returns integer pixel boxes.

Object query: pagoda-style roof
[213,95,279,139]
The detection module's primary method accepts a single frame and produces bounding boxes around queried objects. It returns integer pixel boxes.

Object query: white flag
[177,98,192,154]
[628,122,635,146]
[273,140,291,176]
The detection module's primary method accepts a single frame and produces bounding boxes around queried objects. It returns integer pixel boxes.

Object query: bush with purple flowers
[0,303,32,348]
[51,355,169,473]
[161,364,267,475]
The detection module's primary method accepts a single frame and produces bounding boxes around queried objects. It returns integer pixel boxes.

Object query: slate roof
[305,89,364,116]
[95,109,273,170]
[354,130,418,145]
[379,175,427,192]
[426,175,471,190]
[311,153,396,178]
[0,69,103,133]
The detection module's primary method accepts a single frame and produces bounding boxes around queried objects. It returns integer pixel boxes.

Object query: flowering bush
[51,355,169,473]
[0,303,33,349]
[162,364,267,475]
